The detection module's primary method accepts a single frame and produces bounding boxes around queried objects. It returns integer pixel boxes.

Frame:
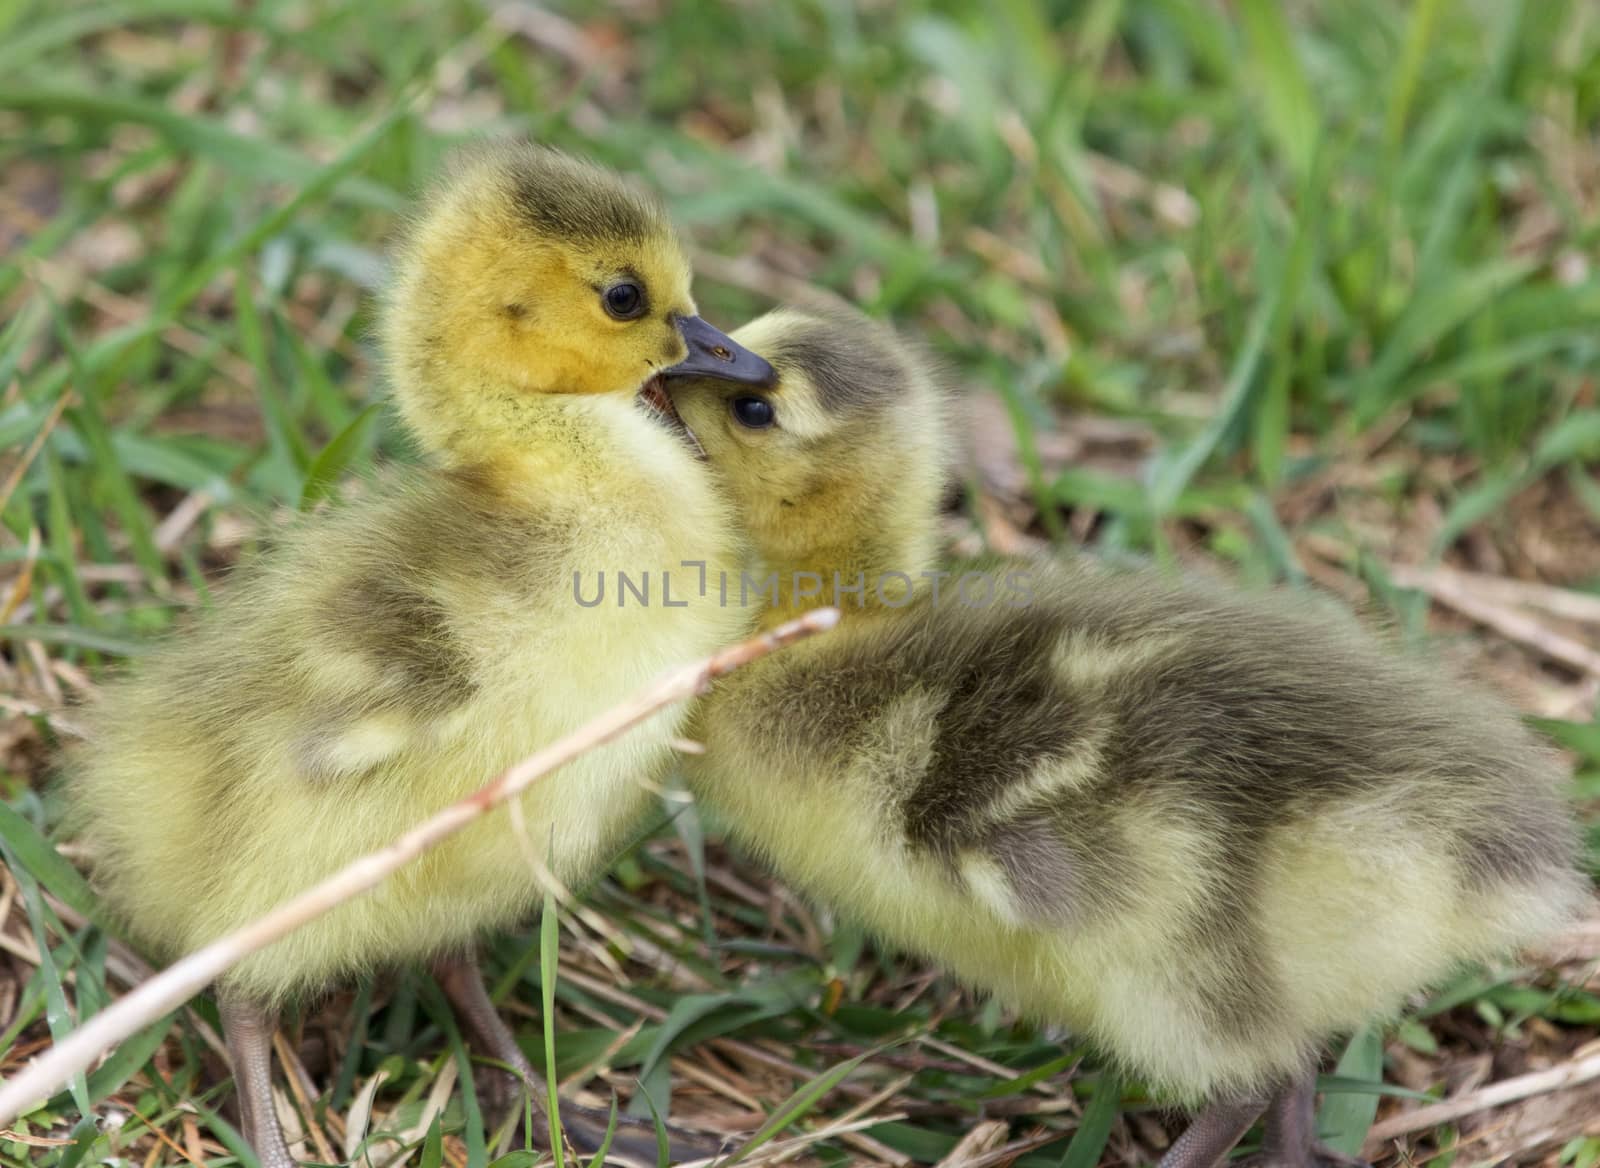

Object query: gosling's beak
[664,316,776,387]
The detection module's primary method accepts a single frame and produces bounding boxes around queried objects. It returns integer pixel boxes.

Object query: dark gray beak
[663,315,776,386]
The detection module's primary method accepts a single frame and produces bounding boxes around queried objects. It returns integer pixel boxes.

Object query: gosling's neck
[751,493,941,630]
[393,375,670,497]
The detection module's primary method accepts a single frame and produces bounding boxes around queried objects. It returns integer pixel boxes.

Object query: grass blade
[1151,283,1278,514]
[1318,1025,1383,1156]
[1,623,147,656]
[419,1111,444,1168]
[422,979,487,1168]
[581,1099,619,1168]
[0,801,105,928]
[0,88,401,209]
[1059,1074,1121,1168]
[1353,259,1537,425]
[715,1048,876,1166]
[46,1016,174,1112]
[301,402,384,511]
[41,300,165,586]
[3,846,90,1117]
[1238,0,1319,179]
[541,887,565,1168]
[0,0,240,74]
[1385,0,1446,150]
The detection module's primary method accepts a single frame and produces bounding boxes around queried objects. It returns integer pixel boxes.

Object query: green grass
[2,1,1599,1165]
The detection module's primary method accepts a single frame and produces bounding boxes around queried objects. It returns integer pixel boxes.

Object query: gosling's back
[689,557,1586,1101]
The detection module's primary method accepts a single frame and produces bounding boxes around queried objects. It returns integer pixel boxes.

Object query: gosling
[66,144,772,1168]
[663,306,1588,1168]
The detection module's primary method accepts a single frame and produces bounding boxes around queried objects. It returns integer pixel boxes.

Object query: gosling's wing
[268,467,569,782]
[283,564,481,782]
[100,468,551,788]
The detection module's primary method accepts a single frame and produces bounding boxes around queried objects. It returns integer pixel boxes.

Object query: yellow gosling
[664,306,1588,1168]
[65,143,772,1168]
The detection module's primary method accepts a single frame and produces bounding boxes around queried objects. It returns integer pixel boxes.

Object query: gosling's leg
[1253,1074,1372,1168]
[433,952,727,1167]
[220,997,298,1168]
[432,953,552,1123]
[1157,1097,1265,1168]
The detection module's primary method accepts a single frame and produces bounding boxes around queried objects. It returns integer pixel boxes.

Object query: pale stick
[0,608,839,1125]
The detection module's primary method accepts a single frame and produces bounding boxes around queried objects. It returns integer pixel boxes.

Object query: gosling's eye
[602,282,646,320]
[731,396,776,429]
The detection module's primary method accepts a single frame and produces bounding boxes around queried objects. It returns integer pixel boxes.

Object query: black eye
[731,396,776,429]
[602,282,645,320]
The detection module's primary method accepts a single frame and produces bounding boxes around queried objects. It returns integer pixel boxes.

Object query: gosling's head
[381,141,773,462]
[663,304,950,576]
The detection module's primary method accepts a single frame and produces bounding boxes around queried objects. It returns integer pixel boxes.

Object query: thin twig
[152,490,215,555]
[933,1119,1011,1168]
[959,1130,1072,1168]
[272,1032,340,1165]
[0,389,72,520]
[0,608,838,1126]
[1393,566,1600,678]
[1363,1046,1600,1151]
[834,1092,921,1167]
[0,527,41,625]
[1393,565,1600,626]
[677,1111,910,1168]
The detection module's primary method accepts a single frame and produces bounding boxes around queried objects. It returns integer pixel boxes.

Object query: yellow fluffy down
[687,570,1589,1104]
[67,395,748,1006]
[669,306,1588,1106]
